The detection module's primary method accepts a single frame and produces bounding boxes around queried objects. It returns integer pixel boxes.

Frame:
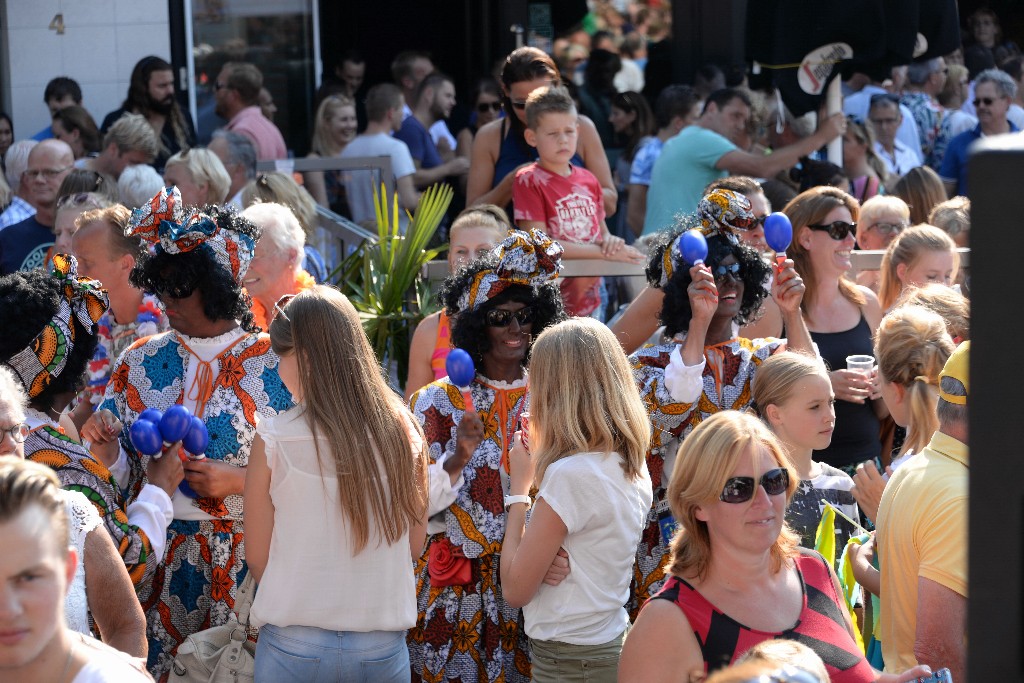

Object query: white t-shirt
[522,452,653,645]
[70,632,152,681]
[340,133,417,228]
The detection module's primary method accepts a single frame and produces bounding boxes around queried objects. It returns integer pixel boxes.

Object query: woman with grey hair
[240,201,314,331]
[117,163,164,209]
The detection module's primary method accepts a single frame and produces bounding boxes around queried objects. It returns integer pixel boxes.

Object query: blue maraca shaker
[129,419,162,456]
[763,212,793,272]
[178,416,210,499]
[446,348,477,414]
[677,230,708,266]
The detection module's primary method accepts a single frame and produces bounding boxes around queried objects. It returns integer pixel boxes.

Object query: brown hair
[0,457,68,554]
[896,283,969,341]
[75,204,140,258]
[891,166,947,226]
[524,85,575,130]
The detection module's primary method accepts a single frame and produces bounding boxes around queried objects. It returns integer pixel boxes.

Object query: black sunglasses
[720,468,790,503]
[155,281,196,300]
[477,101,502,114]
[973,96,1000,107]
[807,220,857,240]
[510,100,528,111]
[712,262,742,281]
[485,306,534,327]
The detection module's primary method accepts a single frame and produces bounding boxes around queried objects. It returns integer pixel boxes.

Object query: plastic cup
[846,354,875,374]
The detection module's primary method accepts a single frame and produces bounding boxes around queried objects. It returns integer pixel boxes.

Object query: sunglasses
[807,220,857,240]
[485,306,534,327]
[720,468,790,503]
[868,222,906,236]
[1,423,29,444]
[272,293,296,323]
[869,93,900,106]
[973,97,1000,107]
[510,100,528,111]
[477,101,502,113]
[155,282,196,300]
[712,262,742,281]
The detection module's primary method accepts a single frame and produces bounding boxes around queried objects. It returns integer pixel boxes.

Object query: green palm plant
[335,182,453,388]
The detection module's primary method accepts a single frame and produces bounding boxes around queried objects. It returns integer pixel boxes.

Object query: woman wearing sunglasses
[628,188,814,616]
[466,47,615,216]
[619,411,933,683]
[784,186,886,479]
[455,77,503,169]
[408,228,565,683]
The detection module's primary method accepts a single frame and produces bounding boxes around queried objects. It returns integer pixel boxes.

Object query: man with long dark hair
[101,56,196,172]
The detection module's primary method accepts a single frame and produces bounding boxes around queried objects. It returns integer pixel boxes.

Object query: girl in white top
[501,318,653,683]
[244,286,428,683]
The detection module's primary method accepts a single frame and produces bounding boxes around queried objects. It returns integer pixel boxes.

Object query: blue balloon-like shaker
[678,230,708,266]
[129,419,162,456]
[160,405,193,443]
[182,416,209,457]
[446,348,476,388]
[139,408,163,425]
[763,212,793,254]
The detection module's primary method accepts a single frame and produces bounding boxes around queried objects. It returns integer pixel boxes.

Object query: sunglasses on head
[807,220,857,240]
[720,468,790,503]
[869,93,900,106]
[485,306,534,327]
[973,96,1000,107]
[712,262,742,281]
[272,293,296,324]
[477,101,502,113]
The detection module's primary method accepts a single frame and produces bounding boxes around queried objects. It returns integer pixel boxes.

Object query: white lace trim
[63,490,102,636]
[476,374,528,390]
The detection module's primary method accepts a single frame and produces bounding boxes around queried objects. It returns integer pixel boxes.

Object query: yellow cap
[939,340,969,406]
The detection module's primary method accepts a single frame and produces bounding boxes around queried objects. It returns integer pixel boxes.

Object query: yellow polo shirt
[876,431,968,673]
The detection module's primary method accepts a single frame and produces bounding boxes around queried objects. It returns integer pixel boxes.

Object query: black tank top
[810,316,881,468]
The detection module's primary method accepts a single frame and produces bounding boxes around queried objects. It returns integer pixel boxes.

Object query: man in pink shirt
[214,62,287,161]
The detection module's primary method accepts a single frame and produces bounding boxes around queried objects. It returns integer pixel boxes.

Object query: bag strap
[233,572,257,626]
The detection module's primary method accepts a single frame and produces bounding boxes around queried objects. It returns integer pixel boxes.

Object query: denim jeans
[254,624,408,683]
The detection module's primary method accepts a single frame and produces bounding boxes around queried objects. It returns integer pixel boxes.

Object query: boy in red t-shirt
[512,86,643,317]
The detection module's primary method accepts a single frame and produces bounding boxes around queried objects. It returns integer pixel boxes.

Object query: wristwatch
[504,494,531,511]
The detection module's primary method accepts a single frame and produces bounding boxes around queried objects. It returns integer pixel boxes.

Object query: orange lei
[249,269,318,331]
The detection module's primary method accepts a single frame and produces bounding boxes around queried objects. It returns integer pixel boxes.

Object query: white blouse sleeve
[664,345,706,404]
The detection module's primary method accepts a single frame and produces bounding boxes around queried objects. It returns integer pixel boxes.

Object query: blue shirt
[629,136,665,186]
[394,115,441,169]
[0,215,53,275]
[939,121,1021,197]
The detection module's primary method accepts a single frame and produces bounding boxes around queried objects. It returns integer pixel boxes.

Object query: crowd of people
[0,2,986,682]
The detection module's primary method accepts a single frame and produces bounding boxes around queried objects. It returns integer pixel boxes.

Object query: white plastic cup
[846,354,875,374]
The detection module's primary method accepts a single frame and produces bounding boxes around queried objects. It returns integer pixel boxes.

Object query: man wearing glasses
[869,94,923,178]
[0,139,73,274]
[940,68,1020,197]
[843,70,924,156]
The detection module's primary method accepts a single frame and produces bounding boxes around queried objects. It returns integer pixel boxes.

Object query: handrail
[255,155,395,197]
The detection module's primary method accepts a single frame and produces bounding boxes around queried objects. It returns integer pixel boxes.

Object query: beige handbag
[168,572,257,683]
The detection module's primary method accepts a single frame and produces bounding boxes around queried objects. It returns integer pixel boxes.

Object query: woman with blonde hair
[405,204,510,399]
[243,171,330,282]
[751,352,859,551]
[842,117,889,202]
[619,412,924,682]
[304,94,358,212]
[928,195,970,248]
[785,186,885,476]
[890,166,947,226]
[500,318,653,682]
[245,285,429,682]
[897,282,969,343]
[163,147,231,206]
[877,225,959,311]
[854,195,910,292]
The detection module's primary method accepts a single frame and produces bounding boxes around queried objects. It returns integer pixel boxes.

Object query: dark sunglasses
[485,306,534,327]
[973,96,1000,107]
[712,262,742,281]
[510,100,528,111]
[807,220,857,240]
[720,468,790,503]
[272,293,296,324]
[477,101,502,113]
[869,93,900,106]
[155,282,196,300]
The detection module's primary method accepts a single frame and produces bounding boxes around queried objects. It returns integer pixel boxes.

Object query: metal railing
[255,155,394,198]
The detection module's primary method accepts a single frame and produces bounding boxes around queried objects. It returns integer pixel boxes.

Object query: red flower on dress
[421,405,456,448]
[468,466,504,516]
[210,566,232,602]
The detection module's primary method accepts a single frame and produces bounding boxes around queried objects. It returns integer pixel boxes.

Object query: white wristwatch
[504,494,531,511]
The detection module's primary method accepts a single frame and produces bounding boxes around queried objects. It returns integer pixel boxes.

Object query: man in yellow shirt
[876,341,968,681]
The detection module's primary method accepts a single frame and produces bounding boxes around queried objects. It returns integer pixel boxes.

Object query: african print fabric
[628,336,783,617]
[98,329,292,680]
[26,424,158,587]
[409,376,531,683]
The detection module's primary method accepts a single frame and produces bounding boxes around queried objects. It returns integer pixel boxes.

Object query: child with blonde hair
[752,352,859,551]
[878,225,959,311]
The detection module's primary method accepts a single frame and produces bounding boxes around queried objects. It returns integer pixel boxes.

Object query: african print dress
[26,423,161,587]
[98,329,292,680]
[409,374,532,683]
[628,336,784,616]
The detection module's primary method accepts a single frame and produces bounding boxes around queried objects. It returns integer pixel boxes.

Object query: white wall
[3,0,170,139]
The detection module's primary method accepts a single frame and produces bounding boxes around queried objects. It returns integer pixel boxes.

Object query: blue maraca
[763,212,793,271]
[182,416,209,459]
[677,229,708,266]
[160,405,193,444]
[129,419,162,456]
[446,348,476,414]
[139,408,163,425]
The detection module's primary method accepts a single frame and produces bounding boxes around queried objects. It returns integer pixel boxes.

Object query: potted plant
[335,182,452,389]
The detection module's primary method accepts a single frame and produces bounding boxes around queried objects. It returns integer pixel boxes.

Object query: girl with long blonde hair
[877,224,959,311]
[501,317,652,682]
[245,285,428,682]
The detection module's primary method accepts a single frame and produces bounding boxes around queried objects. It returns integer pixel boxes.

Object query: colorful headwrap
[126,186,255,282]
[2,254,109,398]
[457,228,563,312]
[657,189,757,288]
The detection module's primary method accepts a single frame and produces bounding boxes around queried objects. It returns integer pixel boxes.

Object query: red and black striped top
[650,550,874,682]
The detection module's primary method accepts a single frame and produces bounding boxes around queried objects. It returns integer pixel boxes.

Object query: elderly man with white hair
[240,201,316,330]
[0,139,39,230]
